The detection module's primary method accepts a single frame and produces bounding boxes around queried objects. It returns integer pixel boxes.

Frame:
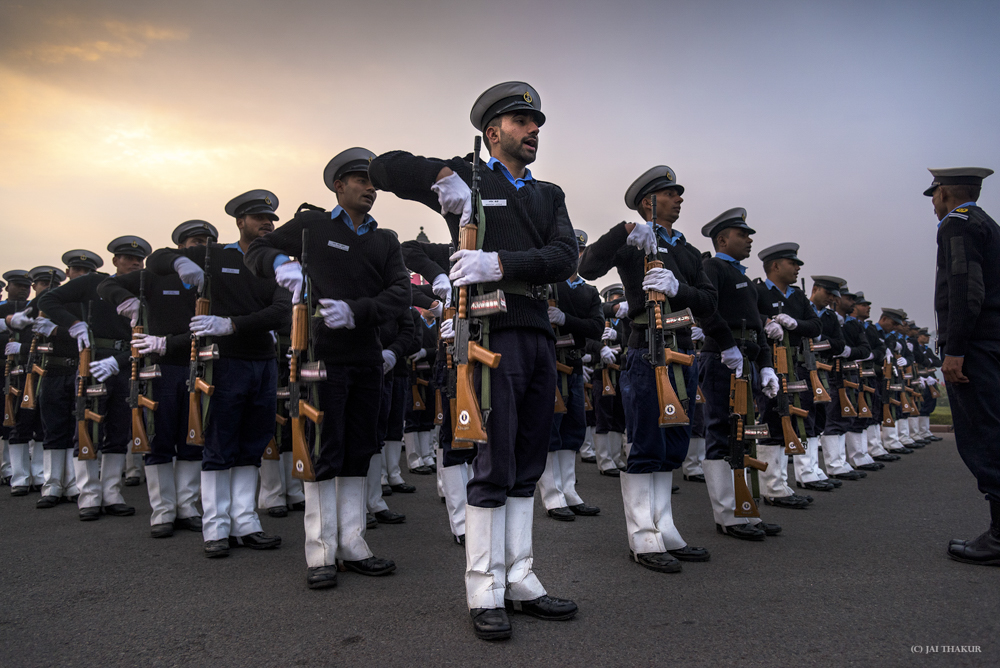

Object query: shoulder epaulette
[947,210,969,221]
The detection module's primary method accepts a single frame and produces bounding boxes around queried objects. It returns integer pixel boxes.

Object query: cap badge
[264,196,272,205]
[79,255,87,261]
[130,241,138,248]
[741,212,747,221]
[666,170,674,181]
[523,91,532,104]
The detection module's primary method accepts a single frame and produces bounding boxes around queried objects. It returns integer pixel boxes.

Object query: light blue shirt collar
[715,252,747,275]
[938,201,977,228]
[332,205,377,235]
[487,157,533,190]
[655,225,684,247]
[566,276,585,289]
[764,278,794,299]
[223,241,244,255]
[811,302,825,318]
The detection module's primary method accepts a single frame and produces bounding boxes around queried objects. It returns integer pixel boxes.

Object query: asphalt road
[1,434,996,667]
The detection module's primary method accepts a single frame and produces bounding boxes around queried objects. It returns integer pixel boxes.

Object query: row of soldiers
[0,80,962,643]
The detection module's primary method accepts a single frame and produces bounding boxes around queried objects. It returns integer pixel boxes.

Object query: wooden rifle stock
[882,403,896,427]
[186,292,214,446]
[654,365,688,425]
[856,386,871,418]
[263,438,279,460]
[129,320,157,455]
[816,361,833,372]
[583,383,593,411]
[21,336,40,410]
[838,388,858,417]
[434,388,444,425]
[602,367,616,396]
[809,369,831,403]
[453,340,501,446]
[781,415,806,455]
[76,347,102,460]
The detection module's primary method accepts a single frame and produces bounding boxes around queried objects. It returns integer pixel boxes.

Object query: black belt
[94,337,128,351]
[480,281,550,300]
[44,357,77,368]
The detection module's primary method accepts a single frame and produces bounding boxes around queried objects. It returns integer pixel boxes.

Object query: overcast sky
[2,0,998,332]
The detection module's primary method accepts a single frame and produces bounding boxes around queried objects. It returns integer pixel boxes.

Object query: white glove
[190,315,235,337]
[33,317,57,337]
[382,349,397,375]
[894,342,902,353]
[428,300,444,320]
[600,346,617,365]
[0,318,6,334]
[581,353,592,364]
[906,341,914,351]
[131,333,166,356]
[615,301,629,318]
[626,222,657,256]
[927,377,938,386]
[602,326,617,342]
[861,352,874,362]
[641,267,679,298]
[431,172,473,228]
[275,261,304,304]
[916,377,927,388]
[318,299,355,330]
[760,367,779,399]
[5,342,20,356]
[764,320,783,340]
[691,325,705,342]
[835,345,852,359]
[721,346,744,377]
[174,256,205,291]
[439,318,454,340]
[774,313,797,330]
[69,321,90,352]
[547,306,566,326]
[885,348,893,361]
[896,356,907,367]
[409,348,427,362]
[448,249,502,287]
[432,274,453,307]
[582,366,593,383]
[10,310,34,330]
[117,297,140,327]
[89,356,120,382]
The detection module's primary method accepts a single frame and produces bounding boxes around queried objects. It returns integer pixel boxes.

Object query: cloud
[8,17,187,64]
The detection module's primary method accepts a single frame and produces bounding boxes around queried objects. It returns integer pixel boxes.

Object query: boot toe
[568,503,600,516]
[505,595,578,620]
[343,556,396,576]
[717,523,766,541]
[306,565,339,589]
[547,507,576,521]
[151,523,174,538]
[667,545,710,562]
[374,510,406,524]
[631,550,683,572]
[104,504,135,516]
[470,608,512,640]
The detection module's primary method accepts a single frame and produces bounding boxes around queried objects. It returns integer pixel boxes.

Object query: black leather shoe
[833,471,866,480]
[174,516,202,531]
[764,495,809,509]
[906,441,925,449]
[797,480,834,492]
[547,507,576,521]
[599,468,620,477]
[928,435,943,441]
[104,503,135,516]
[36,495,60,509]
[668,545,710,562]
[229,532,281,549]
[947,529,1000,566]
[124,476,141,487]
[873,454,901,462]
[204,539,230,558]
[374,509,406,524]
[580,455,597,463]
[683,474,706,483]
[949,538,969,546]
[428,463,437,472]
[756,522,782,536]
[410,465,433,475]
[793,493,813,504]
[343,556,396,576]
[470,608,512,641]
[79,506,101,521]
[307,565,339,589]
[454,534,466,546]
[569,503,600,516]
[390,483,416,493]
[289,501,305,511]
[11,486,29,497]
[888,447,914,454]
[366,513,378,530]
[716,523,766,541]
[381,484,393,496]
[826,478,843,488]
[266,505,288,518]
[631,550,682,572]
[151,523,174,538]
[505,595,578,620]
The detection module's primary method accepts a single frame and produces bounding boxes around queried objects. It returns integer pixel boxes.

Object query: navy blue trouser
[90,368,130,455]
[433,353,476,468]
[146,363,203,466]
[468,329,555,508]
[595,377,626,434]
[202,358,276,471]
[549,372,586,452]
[311,364,381,481]
[40,374,75,450]
[699,352,760,461]
[377,373,409,446]
[919,387,936,417]
[947,340,1000,503]
[621,347,698,473]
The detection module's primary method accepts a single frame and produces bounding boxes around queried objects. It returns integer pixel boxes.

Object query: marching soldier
[245,151,407,588]
[40,237,151,520]
[579,166,717,570]
[1,270,33,487]
[924,167,1000,565]
[148,192,289,557]
[369,83,580,639]
[98,221,217,537]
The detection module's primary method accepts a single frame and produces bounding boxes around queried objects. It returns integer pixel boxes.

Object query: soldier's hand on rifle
[448,249,502,287]
[131,333,166,356]
[174,257,205,291]
[439,317,454,340]
[602,326,617,342]
[760,367,779,398]
[89,357,119,382]
[69,321,90,352]
[927,377,938,386]
[582,365,593,383]
[625,222,657,255]
[382,349,397,375]
[581,353,592,364]
[906,341,914,351]
[600,345,617,365]
[548,306,566,326]
[275,261,304,304]
[117,297,140,327]
[409,348,427,362]
[691,325,705,341]
[428,300,444,319]
[896,356,908,367]
[9,309,34,330]
[774,313,797,330]
[5,342,20,356]
[190,315,235,337]
[764,320,783,340]
[835,345,852,358]
[615,301,629,318]
[431,172,473,228]
[432,274,453,306]
[318,299,356,330]
[32,317,57,337]
[641,267,679,297]
[861,352,874,361]
[894,342,903,353]
[721,346,744,377]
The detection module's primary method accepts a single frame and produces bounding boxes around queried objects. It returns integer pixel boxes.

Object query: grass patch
[930,404,952,425]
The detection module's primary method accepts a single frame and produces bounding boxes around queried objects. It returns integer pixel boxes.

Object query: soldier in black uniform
[579,166,716,571]
[698,209,781,541]
[368,83,580,639]
[923,167,1000,565]
[149,192,288,557]
[98,221,217,537]
[754,242,822,507]
[915,328,942,442]
[40,237,151,520]
[591,284,630,477]
[852,293,898,462]
[1,270,32,487]
[873,308,913,455]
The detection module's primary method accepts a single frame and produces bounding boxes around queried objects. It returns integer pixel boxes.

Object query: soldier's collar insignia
[956,208,969,212]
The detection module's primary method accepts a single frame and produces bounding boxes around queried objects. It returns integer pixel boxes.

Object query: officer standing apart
[926,167,1000,566]
[369,82,580,640]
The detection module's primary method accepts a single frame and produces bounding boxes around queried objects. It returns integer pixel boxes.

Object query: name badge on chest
[328,240,350,252]
[163,290,180,295]
[221,267,240,275]
[482,199,507,207]
[735,282,748,289]
[657,246,671,254]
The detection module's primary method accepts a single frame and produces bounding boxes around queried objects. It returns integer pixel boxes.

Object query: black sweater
[753,280,823,349]
[700,257,771,367]
[97,269,197,366]
[369,151,578,337]
[243,210,410,367]
[40,272,132,365]
[553,280,604,350]
[147,242,289,361]
[578,222,717,350]
[379,302,416,378]
[841,317,872,361]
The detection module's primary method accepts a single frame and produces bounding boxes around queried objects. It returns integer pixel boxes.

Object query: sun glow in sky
[2,0,999,332]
